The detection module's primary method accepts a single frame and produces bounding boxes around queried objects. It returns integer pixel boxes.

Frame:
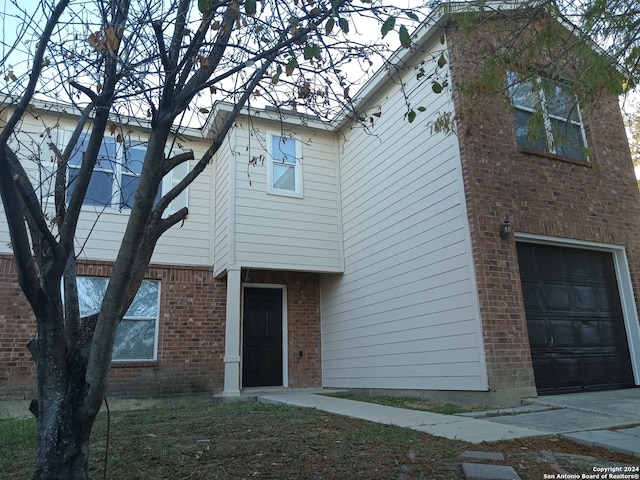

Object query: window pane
[550,119,585,160]
[99,138,117,160]
[112,319,155,360]
[75,277,159,361]
[69,135,88,166]
[508,72,539,110]
[513,109,547,152]
[544,82,580,122]
[68,167,114,206]
[126,280,160,316]
[124,144,146,175]
[70,135,117,166]
[76,277,108,317]
[120,173,139,209]
[272,136,296,164]
[273,163,296,190]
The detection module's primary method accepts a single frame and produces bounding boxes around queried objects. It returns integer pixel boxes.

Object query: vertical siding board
[214,135,232,275]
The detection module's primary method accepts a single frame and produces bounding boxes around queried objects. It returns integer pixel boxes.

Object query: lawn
[1,398,636,479]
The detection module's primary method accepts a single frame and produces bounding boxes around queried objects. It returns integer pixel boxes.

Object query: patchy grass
[1,398,637,480]
[0,416,37,476]
[325,391,478,415]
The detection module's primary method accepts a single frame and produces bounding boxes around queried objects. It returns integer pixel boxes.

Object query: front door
[517,243,634,394]
[242,287,283,388]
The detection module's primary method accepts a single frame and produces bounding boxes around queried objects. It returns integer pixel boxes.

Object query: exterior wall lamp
[499,216,514,240]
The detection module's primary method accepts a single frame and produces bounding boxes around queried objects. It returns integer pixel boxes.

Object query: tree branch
[0,0,70,146]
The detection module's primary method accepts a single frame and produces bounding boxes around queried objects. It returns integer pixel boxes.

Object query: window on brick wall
[508,71,587,162]
[76,277,160,362]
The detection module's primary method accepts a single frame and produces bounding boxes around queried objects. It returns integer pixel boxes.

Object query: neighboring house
[1,2,640,406]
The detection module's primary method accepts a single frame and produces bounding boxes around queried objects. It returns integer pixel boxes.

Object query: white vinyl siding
[0,114,213,266]
[227,120,342,273]
[321,36,487,391]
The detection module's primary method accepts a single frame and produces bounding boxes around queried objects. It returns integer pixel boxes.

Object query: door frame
[241,283,289,388]
[516,233,640,386]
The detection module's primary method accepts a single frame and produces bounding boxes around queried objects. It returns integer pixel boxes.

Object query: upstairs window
[63,132,187,212]
[267,134,302,197]
[120,142,147,209]
[67,134,118,206]
[508,71,587,162]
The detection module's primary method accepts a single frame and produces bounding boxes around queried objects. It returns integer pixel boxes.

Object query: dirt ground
[2,399,638,479]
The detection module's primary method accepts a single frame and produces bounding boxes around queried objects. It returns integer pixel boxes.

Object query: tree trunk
[33,395,95,480]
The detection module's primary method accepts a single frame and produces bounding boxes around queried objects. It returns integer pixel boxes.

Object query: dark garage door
[517,243,634,394]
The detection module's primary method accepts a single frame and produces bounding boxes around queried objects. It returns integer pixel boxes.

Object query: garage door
[516,243,634,394]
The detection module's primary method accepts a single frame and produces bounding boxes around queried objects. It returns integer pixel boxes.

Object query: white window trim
[266,132,303,198]
[509,72,588,160]
[52,129,189,214]
[112,278,161,363]
[71,276,161,363]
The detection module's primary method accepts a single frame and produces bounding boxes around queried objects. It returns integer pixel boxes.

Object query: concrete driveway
[480,388,640,456]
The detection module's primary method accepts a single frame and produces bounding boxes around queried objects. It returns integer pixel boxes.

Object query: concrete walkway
[259,391,544,443]
[258,388,640,456]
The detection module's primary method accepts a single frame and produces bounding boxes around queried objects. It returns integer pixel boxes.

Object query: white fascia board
[206,101,335,134]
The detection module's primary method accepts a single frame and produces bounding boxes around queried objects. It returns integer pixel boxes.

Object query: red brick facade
[448,20,640,397]
[0,256,321,399]
[243,270,322,389]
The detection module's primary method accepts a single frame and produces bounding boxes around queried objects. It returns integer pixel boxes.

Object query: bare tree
[0,0,428,477]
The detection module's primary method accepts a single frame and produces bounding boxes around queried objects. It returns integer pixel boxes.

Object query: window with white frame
[508,71,587,162]
[66,133,160,209]
[62,131,188,212]
[76,277,160,361]
[267,134,302,196]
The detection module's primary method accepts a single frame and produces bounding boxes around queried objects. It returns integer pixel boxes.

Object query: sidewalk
[257,389,640,456]
[258,391,544,443]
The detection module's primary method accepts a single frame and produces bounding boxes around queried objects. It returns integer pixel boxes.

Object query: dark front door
[242,287,283,388]
[517,243,634,394]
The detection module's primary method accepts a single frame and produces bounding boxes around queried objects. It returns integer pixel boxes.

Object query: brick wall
[0,257,227,399]
[0,257,321,399]
[0,256,37,398]
[447,18,640,395]
[243,269,322,389]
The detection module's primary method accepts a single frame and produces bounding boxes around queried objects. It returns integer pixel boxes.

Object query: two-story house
[2,1,640,407]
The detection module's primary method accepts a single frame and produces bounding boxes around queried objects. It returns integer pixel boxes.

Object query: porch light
[500,216,514,240]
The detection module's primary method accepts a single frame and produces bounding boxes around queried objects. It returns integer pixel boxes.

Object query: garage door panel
[548,319,575,346]
[554,356,581,389]
[536,247,566,276]
[531,357,555,391]
[527,317,548,348]
[576,318,601,347]
[522,282,543,309]
[580,356,609,387]
[595,286,620,313]
[573,285,597,311]
[516,243,634,394]
[566,250,592,277]
[608,355,635,385]
[545,283,571,310]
